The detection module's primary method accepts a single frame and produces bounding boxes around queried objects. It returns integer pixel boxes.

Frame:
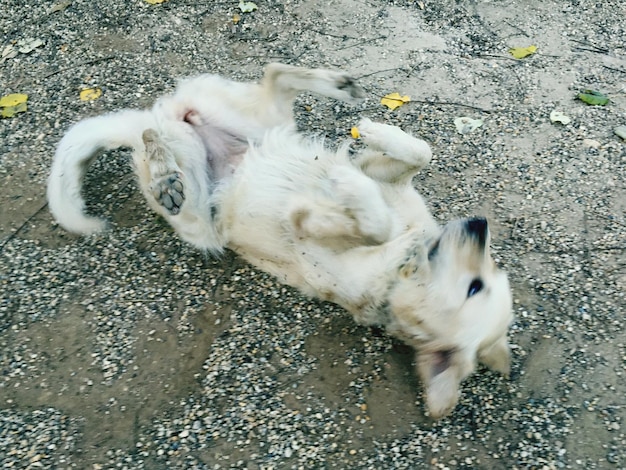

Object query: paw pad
[151,173,185,215]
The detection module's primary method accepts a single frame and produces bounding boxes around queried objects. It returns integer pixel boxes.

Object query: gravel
[1,0,625,469]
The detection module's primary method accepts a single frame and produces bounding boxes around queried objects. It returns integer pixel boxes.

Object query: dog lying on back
[47,63,513,418]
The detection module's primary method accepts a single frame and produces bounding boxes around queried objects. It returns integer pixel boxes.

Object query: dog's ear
[415,349,475,419]
[478,336,511,377]
[465,217,489,250]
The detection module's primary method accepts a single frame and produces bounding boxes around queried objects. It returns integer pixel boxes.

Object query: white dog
[47,63,513,418]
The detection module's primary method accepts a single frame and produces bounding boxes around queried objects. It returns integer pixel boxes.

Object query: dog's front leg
[289,165,392,245]
[327,165,392,243]
[353,118,432,184]
[416,348,475,419]
[478,335,511,376]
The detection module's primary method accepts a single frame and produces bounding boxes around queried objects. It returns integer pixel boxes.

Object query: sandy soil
[1,0,625,468]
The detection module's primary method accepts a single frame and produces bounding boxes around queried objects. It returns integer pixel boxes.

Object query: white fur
[47,63,513,418]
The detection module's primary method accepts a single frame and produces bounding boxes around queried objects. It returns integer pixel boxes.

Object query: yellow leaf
[145,0,167,4]
[80,88,102,101]
[0,93,28,107]
[0,93,28,118]
[1,102,27,118]
[380,92,410,110]
[351,126,360,139]
[508,45,537,59]
[233,13,241,24]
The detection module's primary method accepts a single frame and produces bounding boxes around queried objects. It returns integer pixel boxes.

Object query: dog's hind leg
[259,63,365,117]
[142,130,185,216]
[137,129,225,253]
[353,118,432,184]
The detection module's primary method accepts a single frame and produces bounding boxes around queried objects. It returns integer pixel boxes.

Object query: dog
[47,63,513,418]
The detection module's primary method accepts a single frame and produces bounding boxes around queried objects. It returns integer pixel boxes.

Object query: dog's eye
[467,278,484,297]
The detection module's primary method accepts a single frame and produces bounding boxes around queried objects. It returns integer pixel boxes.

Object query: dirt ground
[1,0,625,469]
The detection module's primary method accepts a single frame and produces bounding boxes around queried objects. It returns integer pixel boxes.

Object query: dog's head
[386,217,513,418]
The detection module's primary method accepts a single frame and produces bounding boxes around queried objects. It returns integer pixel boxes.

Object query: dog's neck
[329,227,441,326]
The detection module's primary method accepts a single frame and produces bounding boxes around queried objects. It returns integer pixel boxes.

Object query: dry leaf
[17,38,44,54]
[0,93,28,118]
[80,88,102,101]
[351,126,360,139]
[454,116,483,134]
[145,0,168,4]
[1,45,17,63]
[509,45,537,59]
[239,1,258,13]
[48,0,72,14]
[233,13,241,24]
[380,92,410,110]
[549,110,571,125]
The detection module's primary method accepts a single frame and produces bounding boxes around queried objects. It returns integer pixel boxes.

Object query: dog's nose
[465,217,488,247]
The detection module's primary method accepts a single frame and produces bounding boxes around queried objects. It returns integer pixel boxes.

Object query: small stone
[582,138,600,149]
[614,125,626,140]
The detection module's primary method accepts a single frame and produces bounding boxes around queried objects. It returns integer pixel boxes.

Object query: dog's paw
[425,369,461,419]
[358,118,432,167]
[150,172,185,215]
[334,74,366,103]
[357,118,402,148]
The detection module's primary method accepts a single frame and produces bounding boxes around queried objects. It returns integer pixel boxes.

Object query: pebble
[582,138,601,149]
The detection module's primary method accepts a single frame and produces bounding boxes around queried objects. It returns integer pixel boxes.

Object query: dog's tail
[47,109,156,235]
